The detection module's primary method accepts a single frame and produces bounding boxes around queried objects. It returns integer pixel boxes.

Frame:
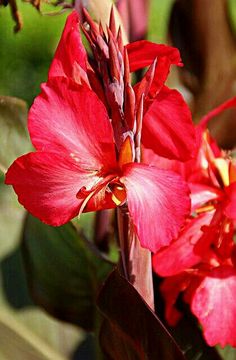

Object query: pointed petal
[120,163,191,252]
[199,96,236,130]
[153,212,214,276]
[126,40,182,72]
[5,152,101,226]
[142,86,196,161]
[28,77,117,170]
[191,266,236,347]
[48,11,87,79]
[224,182,236,220]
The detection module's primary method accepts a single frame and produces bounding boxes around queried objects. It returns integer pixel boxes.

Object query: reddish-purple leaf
[97,268,186,360]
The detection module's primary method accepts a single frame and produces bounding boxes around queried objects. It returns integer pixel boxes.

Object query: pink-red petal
[48,11,87,80]
[142,86,196,161]
[191,265,236,347]
[28,77,117,171]
[5,152,101,226]
[153,212,214,277]
[120,163,191,252]
[126,40,182,72]
[189,183,222,212]
[224,182,236,220]
[160,273,192,326]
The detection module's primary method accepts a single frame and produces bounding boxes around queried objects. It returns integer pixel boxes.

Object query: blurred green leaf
[0,310,66,360]
[22,215,113,331]
[218,347,236,360]
[0,96,31,173]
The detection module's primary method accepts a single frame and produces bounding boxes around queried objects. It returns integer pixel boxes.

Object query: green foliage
[148,0,174,42]
[0,3,67,104]
[0,96,31,172]
[22,215,113,331]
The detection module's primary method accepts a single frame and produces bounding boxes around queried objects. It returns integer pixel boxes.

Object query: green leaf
[0,310,66,360]
[22,215,113,331]
[97,269,186,360]
[0,96,31,173]
[218,346,236,360]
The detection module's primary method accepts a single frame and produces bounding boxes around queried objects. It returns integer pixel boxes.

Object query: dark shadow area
[1,246,33,309]
[71,333,96,360]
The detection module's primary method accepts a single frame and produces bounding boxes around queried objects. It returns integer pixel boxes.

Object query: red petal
[191,265,236,347]
[48,11,87,80]
[28,77,117,171]
[189,183,222,211]
[199,96,236,130]
[126,40,182,72]
[153,212,214,276]
[5,152,101,226]
[142,86,196,161]
[120,163,190,252]
[224,182,236,220]
[160,274,191,326]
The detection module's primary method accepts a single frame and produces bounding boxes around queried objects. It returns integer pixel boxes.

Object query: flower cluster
[152,98,236,347]
[5,10,196,253]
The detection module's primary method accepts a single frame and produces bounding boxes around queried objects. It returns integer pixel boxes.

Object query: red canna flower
[152,97,236,347]
[47,10,196,161]
[5,10,195,253]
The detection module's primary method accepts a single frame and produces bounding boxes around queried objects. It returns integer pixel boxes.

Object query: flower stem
[117,206,154,310]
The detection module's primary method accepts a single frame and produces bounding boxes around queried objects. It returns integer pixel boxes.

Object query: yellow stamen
[111,184,126,205]
[196,204,215,214]
[212,158,230,187]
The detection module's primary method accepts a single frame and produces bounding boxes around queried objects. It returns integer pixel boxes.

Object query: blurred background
[0,0,235,359]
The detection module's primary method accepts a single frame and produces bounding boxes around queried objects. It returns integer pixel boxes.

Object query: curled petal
[189,183,222,212]
[153,212,214,277]
[120,163,191,252]
[49,11,87,80]
[28,77,117,171]
[5,152,101,226]
[191,266,236,347]
[126,40,182,72]
[199,96,236,130]
[142,86,196,161]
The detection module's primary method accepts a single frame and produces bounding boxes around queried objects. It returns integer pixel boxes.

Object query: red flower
[47,11,196,161]
[152,97,236,347]
[5,10,194,253]
[5,76,190,252]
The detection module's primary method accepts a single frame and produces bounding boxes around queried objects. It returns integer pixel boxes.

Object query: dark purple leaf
[97,268,186,360]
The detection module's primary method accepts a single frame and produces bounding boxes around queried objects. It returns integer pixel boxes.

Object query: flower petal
[191,265,236,347]
[142,86,196,161]
[224,182,236,220]
[48,11,87,79]
[199,96,236,130]
[189,183,222,212]
[153,212,214,276]
[120,163,190,252]
[160,273,192,326]
[126,40,182,72]
[5,152,101,226]
[28,77,117,171]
